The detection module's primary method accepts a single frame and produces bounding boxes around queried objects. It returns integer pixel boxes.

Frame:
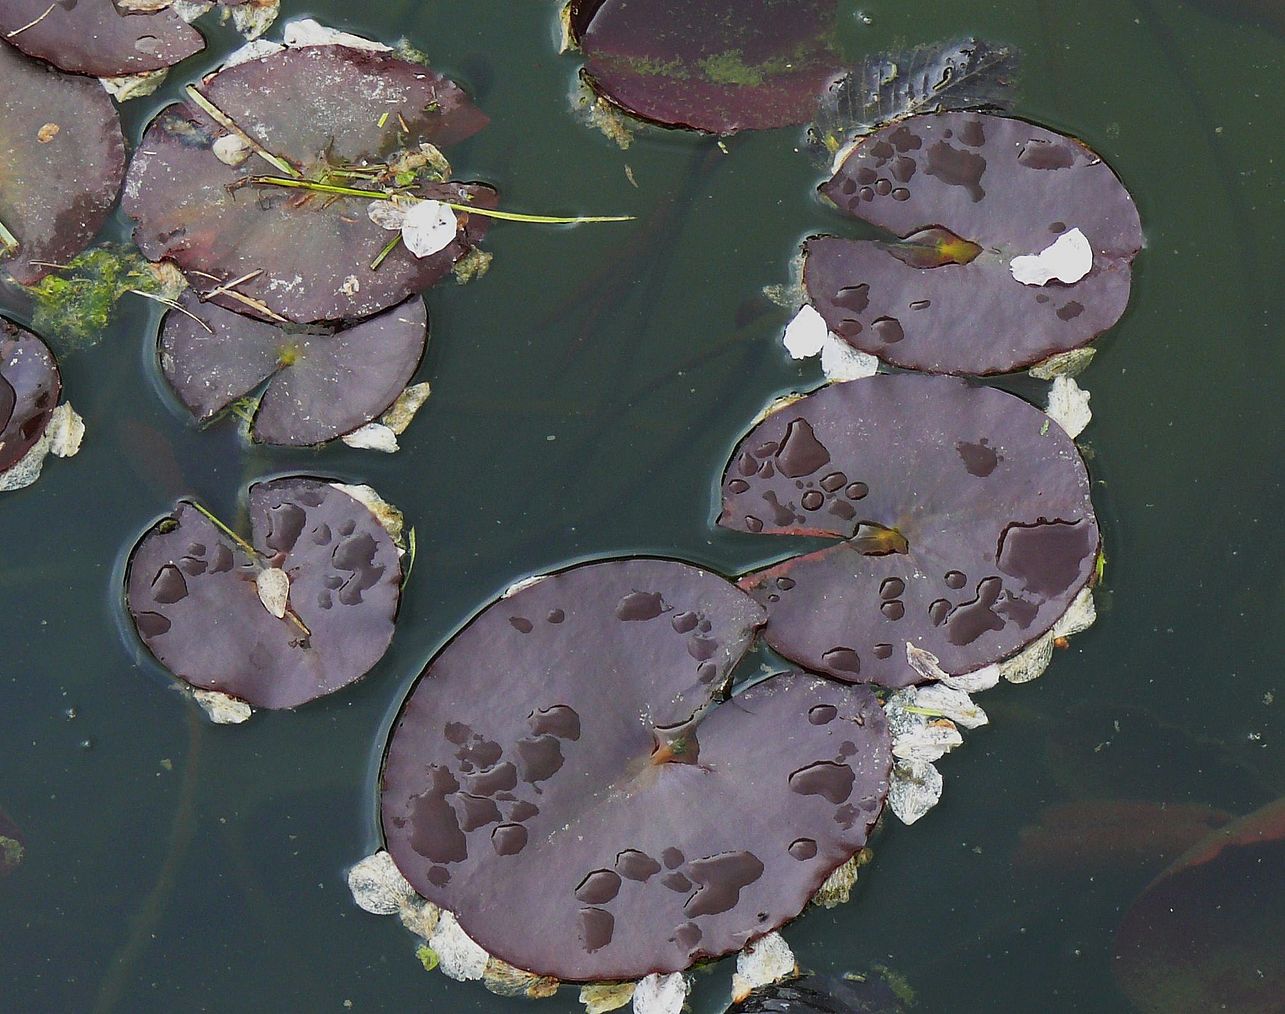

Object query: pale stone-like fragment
[230,0,279,40]
[101,69,169,101]
[347,850,416,916]
[255,567,290,618]
[398,897,441,939]
[913,683,988,729]
[782,304,827,359]
[482,958,559,998]
[502,574,548,599]
[633,972,689,1014]
[731,931,797,1002]
[1046,375,1092,438]
[341,422,399,453]
[886,687,963,762]
[331,483,405,546]
[48,404,84,458]
[282,17,392,51]
[581,982,636,1014]
[428,911,490,982]
[381,382,431,435]
[811,852,862,908]
[1029,346,1096,380]
[221,38,286,69]
[1000,631,1055,684]
[820,332,878,382]
[889,758,942,825]
[1010,228,1093,286]
[213,134,252,166]
[191,689,252,724]
[1053,586,1097,638]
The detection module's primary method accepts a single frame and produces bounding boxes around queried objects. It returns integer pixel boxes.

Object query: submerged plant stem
[371,233,402,270]
[185,86,299,178]
[247,176,635,224]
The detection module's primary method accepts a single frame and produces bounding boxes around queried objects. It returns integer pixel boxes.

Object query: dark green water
[1,1,1281,1011]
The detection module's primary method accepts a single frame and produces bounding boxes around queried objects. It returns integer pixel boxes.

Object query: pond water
[1,1,1280,1011]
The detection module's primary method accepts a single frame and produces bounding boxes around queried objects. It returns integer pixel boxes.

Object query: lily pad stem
[190,501,263,560]
[248,176,635,224]
[184,86,300,178]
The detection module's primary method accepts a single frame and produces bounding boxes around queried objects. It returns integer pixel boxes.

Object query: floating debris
[1,320,83,492]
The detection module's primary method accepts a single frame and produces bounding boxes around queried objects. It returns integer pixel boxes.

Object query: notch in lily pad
[0,42,126,287]
[718,373,1099,688]
[124,33,632,325]
[126,476,404,713]
[802,112,1142,375]
[159,293,429,448]
[1,319,84,492]
[380,558,892,982]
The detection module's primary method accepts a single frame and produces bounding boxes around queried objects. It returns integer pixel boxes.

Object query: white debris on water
[731,931,797,1002]
[347,851,416,916]
[888,758,943,825]
[1009,227,1093,286]
[1046,375,1092,438]
[428,911,490,982]
[633,972,689,1014]
[191,689,252,724]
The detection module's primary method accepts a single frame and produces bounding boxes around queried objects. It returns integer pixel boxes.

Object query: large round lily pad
[123,45,495,324]
[1114,798,1285,1014]
[568,0,843,133]
[1,319,60,474]
[381,558,891,981]
[805,112,1142,374]
[0,42,126,286]
[718,374,1098,688]
[126,477,402,709]
[0,0,204,78]
[160,293,426,446]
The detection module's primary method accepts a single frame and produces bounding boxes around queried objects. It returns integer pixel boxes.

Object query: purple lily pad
[159,293,426,446]
[123,45,495,324]
[0,0,204,78]
[568,0,844,133]
[1114,798,1285,1013]
[380,558,891,981]
[718,374,1098,688]
[0,42,127,286]
[806,112,1143,374]
[126,476,402,709]
[1,319,61,475]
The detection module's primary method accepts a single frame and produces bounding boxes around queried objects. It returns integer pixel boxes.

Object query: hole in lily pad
[125,477,403,709]
[123,44,496,324]
[0,0,205,78]
[380,558,891,981]
[805,112,1142,374]
[159,293,426,446]
[718,374,1098,687]
[0,42,126,286]
[566,0,845,134]
[0,319,60,475]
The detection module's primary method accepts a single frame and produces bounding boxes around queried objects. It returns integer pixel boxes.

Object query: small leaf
[255,567,290,619]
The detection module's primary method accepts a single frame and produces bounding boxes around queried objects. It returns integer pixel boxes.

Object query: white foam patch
[782,304,828,359]
[1010,228,1093,286]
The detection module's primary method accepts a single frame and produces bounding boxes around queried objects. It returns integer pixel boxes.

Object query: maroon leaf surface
[719,374,1097,687]
[1,319,60,474]
[126,477,402,709]
[0,42,127,286]
[1114,798,1285,1014]
[568,0,844,133]
[806,112,1142,374]
[160,293,426,445]
[0,0,204,78]
[123,45,494,324]
[381,558,891,981]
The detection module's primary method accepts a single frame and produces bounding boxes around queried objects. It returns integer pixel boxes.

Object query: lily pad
[0,0,204,78]
[0,42,127,286]
[159,293,426,446]
[123,44,495,324]
[1114,797,1285,1014]
[126,477,402,709]
[805,112,1142,374]
[567,0,843,133]
[0,319,60,475]
[718,374,1098,688]
[380,558,891,981]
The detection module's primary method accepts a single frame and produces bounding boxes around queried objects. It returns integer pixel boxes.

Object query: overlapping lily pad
[0,0,205,78]
[1,319,60,475]
[380,558,892,981]
[159,293,426,445]
[0,42,126,286]
[567,0,843,133]
[805,112,1142,374]
[123,44,495,324]
[718,374,1098,688]
[126,477,403,709]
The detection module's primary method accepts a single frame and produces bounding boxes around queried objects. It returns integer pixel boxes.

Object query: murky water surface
[1,1,1279,1011]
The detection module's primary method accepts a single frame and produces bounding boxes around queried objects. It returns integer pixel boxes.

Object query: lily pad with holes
[0,319,60,475]
[0,0,205,79]
[718,374,1098,688]
[0,42,126,286]
[126,476,402,709]
[380,558,892,982]
[123,44,495,324]
[159,293,426,446]
[566,0,844,134]
[1113,798,1285,1014]
[804,112,1142,375]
